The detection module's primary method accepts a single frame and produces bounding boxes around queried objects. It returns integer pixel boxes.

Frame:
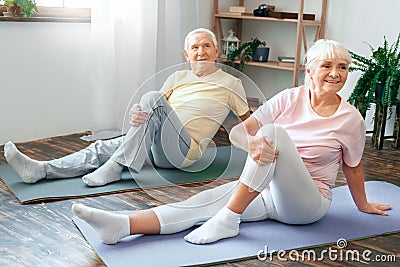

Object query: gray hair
[184,28,218,51]
[304,39,352,87]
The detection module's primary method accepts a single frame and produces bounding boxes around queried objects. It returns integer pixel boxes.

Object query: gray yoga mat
[0,146,247,204]
[73,181,399,267]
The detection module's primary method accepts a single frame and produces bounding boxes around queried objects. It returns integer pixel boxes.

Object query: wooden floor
[0,130,399,267]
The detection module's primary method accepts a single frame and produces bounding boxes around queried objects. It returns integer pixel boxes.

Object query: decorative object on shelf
[2,0,38,17]
[228,6,245,15]
[278,56,295,67]
[0,4,7,15]
[221,29,240,58]
[253,4,270,17]
[213,0,327,87]
[266,5,275,12]
[226,37,267,71]
[269,11,315,20]
[252,47,269,62]
[348,33,400,119]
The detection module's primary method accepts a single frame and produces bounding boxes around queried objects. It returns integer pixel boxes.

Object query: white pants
[153,124,331,234]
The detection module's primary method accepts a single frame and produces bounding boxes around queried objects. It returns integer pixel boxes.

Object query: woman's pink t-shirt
[253,85,365,199]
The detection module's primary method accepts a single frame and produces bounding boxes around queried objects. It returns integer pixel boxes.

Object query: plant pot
[252,47,270,62]
[374,81,383,101]
[0,5,7,14]
[8,5,22,16]
[2,11,13,17]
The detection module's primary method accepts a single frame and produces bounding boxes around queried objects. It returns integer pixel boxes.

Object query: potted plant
[226,37,268,71]
[348,33,400,118]
[2,0,38,17]
[0,4,7,15]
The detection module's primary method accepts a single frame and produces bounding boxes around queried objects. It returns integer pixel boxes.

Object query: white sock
[72,203,130,245]
[4,141,46,183]
[82,159,123,186]
[184,207,241,244]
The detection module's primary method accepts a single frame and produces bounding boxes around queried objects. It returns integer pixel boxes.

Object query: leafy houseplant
[348,33,400,118]
[226,38,267,71]
[3,0,38,17]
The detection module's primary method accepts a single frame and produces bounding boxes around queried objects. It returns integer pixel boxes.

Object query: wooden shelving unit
[212,0,327,87]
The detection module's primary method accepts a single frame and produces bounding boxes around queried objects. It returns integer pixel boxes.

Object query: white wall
[0,1,215,145]
[1,0,399,144]
[325,0,400,99]
[217,0,400,96]
[0,22,92,144]
[217,0,323,99]
[216,0,400,132]
[325,0,400,133]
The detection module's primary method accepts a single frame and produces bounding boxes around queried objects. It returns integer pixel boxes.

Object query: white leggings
[153,124,331,234]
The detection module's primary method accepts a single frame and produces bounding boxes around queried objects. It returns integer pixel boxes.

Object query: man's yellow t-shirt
[160,68,248,167]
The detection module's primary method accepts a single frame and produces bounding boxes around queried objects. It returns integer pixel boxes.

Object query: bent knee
[140,91,164,108]
[256,124,286,141]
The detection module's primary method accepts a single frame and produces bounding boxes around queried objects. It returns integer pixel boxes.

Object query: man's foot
[4,141,46,183]
[82,159,124,186]
[184,207,241,244]
[72,203,130,244]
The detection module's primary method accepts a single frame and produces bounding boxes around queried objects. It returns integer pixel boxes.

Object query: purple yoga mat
[73,181,399,267]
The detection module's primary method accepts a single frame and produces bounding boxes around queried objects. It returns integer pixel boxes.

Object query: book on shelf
[229,6,246,13]
[277,56,295,63]
[269,11,315,21]
[277,56,295,67]
[218,12,245,16]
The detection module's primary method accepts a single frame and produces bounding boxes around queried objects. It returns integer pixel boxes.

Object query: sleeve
[252,89,289,125]
[159,72,178,99]
[342,116,366,167]
[228,78,249,116]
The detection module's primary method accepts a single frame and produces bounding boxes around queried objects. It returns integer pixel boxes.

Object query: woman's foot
[184,207,241,244]
[72,203,130,244]
[4,141,46,183]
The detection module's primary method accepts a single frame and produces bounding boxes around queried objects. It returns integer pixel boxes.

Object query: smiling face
[308,58,349,94]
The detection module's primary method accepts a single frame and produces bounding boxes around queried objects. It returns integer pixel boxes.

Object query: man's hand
[248,135,278,165]
[129,104,148,126]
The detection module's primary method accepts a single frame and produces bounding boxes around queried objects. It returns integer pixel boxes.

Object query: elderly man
[4,28,250,186]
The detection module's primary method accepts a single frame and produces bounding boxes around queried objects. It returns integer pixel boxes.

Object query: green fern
[3,0,38,17]
[226,38,266,71]
[348,33,400,118]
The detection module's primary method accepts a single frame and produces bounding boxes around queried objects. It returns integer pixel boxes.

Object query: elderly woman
[72,39,391,245]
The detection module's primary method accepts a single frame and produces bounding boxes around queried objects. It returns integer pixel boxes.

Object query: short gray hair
[184,28,218,51]
[304,39,352,87]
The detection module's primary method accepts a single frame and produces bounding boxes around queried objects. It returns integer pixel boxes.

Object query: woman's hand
[248,135,278,165]
[359,202,392,216]
[229,116,278,164]
[342,162,392,217]
[129,104,148,126]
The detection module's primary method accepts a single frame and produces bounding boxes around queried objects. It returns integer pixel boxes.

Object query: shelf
[218,58,305,71]
[215,13,322,26]
[213,0,327,87]
[0,16,90,23]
